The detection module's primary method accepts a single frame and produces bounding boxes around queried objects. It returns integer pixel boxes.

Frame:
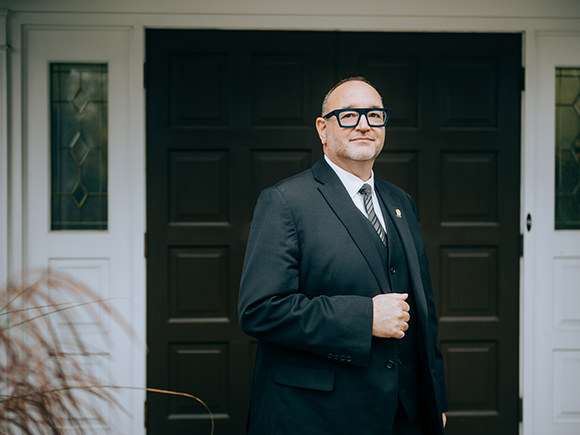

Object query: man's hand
[371,293,410,338]
[442,412,447,427]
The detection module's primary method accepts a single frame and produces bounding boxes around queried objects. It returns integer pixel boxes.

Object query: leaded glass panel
[50,63,108,230]
[555,67,580,229]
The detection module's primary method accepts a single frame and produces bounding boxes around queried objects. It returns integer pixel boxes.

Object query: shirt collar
[324,155,375,199]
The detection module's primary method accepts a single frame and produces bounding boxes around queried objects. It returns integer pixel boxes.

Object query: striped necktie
[359,183,387,246]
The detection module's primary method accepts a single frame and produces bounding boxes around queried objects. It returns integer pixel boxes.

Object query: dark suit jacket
[239,158,448,434]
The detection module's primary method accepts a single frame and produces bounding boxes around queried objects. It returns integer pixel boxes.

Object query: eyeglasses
[323,108,392,128]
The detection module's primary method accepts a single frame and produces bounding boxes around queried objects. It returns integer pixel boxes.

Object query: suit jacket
[238,158,448,434]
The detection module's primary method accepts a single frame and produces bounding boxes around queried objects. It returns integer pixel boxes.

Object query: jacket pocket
[272,363,335,392]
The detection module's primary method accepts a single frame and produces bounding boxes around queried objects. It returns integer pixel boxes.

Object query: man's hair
[321,76,383,115]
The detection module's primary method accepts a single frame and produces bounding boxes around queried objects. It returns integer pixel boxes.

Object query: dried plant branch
[0,269,214,434]
[0,385,215,435]
[0,269,122,434]
[133,387,214,434]
[2,299,114,331]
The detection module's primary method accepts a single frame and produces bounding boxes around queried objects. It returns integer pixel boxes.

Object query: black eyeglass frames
[322,108,392,128]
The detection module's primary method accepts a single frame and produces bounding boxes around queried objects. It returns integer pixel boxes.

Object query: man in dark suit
[238,77,448,434]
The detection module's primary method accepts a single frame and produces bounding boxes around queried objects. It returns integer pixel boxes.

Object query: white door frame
[521,31,580,435]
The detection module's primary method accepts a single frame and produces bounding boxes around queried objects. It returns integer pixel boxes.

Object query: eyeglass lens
[338,110,386,127]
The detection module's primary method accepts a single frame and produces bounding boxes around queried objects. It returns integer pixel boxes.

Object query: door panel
[342,33,521,434]
[25,27,141,433]
[527,33,580,435]
[146,30,521,434]
[146,30,331,434]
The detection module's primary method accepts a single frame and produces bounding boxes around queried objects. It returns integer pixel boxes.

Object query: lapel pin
[395,209,402,219]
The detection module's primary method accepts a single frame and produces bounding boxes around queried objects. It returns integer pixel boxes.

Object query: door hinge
[519,234,524,257]
[144,232,149,258]
[520,66,525,92]
[518,396,523,423]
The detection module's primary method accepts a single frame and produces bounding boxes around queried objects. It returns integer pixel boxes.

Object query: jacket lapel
[312,159,389,292]
[375,180,429,326]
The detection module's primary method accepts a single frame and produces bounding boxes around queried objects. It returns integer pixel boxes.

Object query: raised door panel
[439,57,499,128]
[440,247,499,318]
[440,152,499,224]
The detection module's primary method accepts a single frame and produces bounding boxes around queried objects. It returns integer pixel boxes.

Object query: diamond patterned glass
[555,68,580,230]
[50,63,108,230]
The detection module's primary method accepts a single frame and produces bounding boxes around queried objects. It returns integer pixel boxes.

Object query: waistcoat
[381,201,420,421]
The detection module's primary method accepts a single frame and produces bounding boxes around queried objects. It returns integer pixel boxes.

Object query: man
[238,77,448,434]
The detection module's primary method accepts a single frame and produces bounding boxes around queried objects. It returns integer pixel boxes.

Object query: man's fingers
[372,293,412,339]
[395,322,409,339]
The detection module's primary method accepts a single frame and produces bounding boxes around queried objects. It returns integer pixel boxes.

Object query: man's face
[316,81,386,166]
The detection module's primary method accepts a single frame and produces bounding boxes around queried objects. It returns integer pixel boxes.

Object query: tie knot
[359,183,372,196]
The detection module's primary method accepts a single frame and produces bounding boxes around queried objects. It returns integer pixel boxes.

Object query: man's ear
[315,117,327,145]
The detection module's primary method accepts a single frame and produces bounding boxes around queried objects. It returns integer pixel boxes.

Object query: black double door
[146,30,521,434]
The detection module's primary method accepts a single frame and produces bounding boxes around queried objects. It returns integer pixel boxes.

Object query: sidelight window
[555,67,580,229]
[50,63,108,230]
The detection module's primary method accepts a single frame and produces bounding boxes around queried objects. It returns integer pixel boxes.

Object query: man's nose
[355,114,371,130]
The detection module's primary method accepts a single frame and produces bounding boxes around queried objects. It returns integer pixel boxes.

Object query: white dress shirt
[324,155,387,232]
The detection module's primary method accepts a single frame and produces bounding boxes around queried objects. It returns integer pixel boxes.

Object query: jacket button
[385,360,395,369]
[346,356,352,363]
[390,267,396,274]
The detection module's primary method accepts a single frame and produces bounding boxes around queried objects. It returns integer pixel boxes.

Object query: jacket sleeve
[238,186,374,367]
